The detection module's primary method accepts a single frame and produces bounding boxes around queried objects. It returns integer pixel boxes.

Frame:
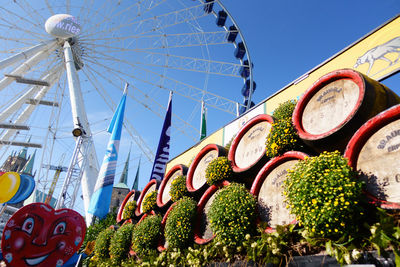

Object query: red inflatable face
[1,203,86,267]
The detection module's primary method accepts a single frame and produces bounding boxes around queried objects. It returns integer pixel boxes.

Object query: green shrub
[165,197,197,249]
[122,200,137,220]
[131,214,162,257]
[81,210,116,252]
[272,99,297,121]
[209,183,257,248]
[169,175,188,202]
[94,227,115,260]
[205,156,234,186]
[265,118,303,158]
[109,223,134,264]
[283,151,364,239]
[142,191,157,213]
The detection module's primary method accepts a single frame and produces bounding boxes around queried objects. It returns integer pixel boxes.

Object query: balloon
[7,174,35,204]
[0,172,21,203]
[1,203,86,267]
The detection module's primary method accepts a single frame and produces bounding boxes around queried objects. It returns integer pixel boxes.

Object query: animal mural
[1,203,86,267]
[354,36,400,75]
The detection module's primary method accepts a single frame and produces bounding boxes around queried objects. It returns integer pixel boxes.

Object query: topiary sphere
[169,175,188,202]
[205,156,234,186]
[142,191,157,213]
[208,183,257,248]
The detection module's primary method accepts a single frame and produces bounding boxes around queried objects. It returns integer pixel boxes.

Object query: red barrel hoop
[293,69,400,153]
[345,104,400,209]
[194,180,230,245]
[157,164,188,210]
[186,144,227,198]
[135,179,160,217]
[250,151,307,231]
[228,114,274,175]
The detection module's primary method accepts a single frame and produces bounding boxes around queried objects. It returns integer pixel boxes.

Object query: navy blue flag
[149,91,172,181]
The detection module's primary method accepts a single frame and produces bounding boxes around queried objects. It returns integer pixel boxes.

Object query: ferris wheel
[0,0,254,213]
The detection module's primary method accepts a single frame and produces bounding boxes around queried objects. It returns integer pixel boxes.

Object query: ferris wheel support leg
[63,41,99,219]
[0,39,57,70]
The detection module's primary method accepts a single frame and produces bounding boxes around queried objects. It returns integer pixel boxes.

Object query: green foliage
[131,214,162,257]
[165,197,197,249]
[142,191,157,213]
[283,151,364,239]
[265,118,303,158]
[81,211,117,252]
[122,200,137,220]
[109,223,135,264]
[245,224,299,266]
[94,227,115,260]
[209,183,257,248]
[272,99,297,121]
[169,175,188,202]
[205,156,234,186]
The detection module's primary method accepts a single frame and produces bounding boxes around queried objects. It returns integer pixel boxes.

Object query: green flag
[200,101,207,140]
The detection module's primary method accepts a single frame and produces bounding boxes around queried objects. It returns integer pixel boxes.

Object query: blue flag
[149,92,172,181]
[88,84,128,218]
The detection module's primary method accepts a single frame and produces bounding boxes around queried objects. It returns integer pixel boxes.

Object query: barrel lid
[345,104,400,209]
[293,69,365,141]
[157,164,187,208]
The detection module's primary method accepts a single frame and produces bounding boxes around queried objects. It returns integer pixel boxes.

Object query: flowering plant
[165,197,197,249]
[209,183,257,248]
[122,200,137,220]
[131,215,162,257]
[142,191,157,213]
[272,99,297,121]
[93,227,114,260]
[265,118,303,158]
[109,223,134,264]
[283,151,365,239]
[205,156,234,186]
[169,175,188,202]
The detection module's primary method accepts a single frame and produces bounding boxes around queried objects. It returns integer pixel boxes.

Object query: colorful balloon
[7,174,35,204]
[1,203,86,267]
[0,172,21,203]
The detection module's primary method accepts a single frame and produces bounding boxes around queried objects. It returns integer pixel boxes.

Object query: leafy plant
[209,183,257,248]
[165,196,197,249]
[205,156,234,186]
[265,118,303,158]
[81,210,117,252]
[93,227,115,260]
[122,200,137,220]
[131,214,162,257]
[283,151,365,239]
[169,175,188,202]
[272,99,297,121]
[109,223,135,264]
[142,191,157,213]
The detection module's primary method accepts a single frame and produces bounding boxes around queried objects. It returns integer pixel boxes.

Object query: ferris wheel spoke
[81,65,155,162]
[84,53,240,114]
[81,3,209,41]
[83,60,199,141]
[0,5,46,39]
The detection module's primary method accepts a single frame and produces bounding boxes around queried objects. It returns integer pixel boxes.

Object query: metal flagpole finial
[123,83,129,95]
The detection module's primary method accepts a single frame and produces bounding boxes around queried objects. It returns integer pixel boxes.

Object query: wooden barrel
[293,69,400,153]
[228,114,274,186]
[186,144,227,198]
[194,181,230,245]
[135,179,160,217]
[117,189,141,223]
[345,104,400,209]
[250,152,307,231]
[157,164,188,210]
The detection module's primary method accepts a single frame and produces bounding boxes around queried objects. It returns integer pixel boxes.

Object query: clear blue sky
[1,0,400,215]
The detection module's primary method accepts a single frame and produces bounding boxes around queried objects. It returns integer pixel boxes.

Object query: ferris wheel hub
[45,14,81,39]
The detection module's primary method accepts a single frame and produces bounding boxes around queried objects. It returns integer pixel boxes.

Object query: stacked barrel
[117,68,400,245]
